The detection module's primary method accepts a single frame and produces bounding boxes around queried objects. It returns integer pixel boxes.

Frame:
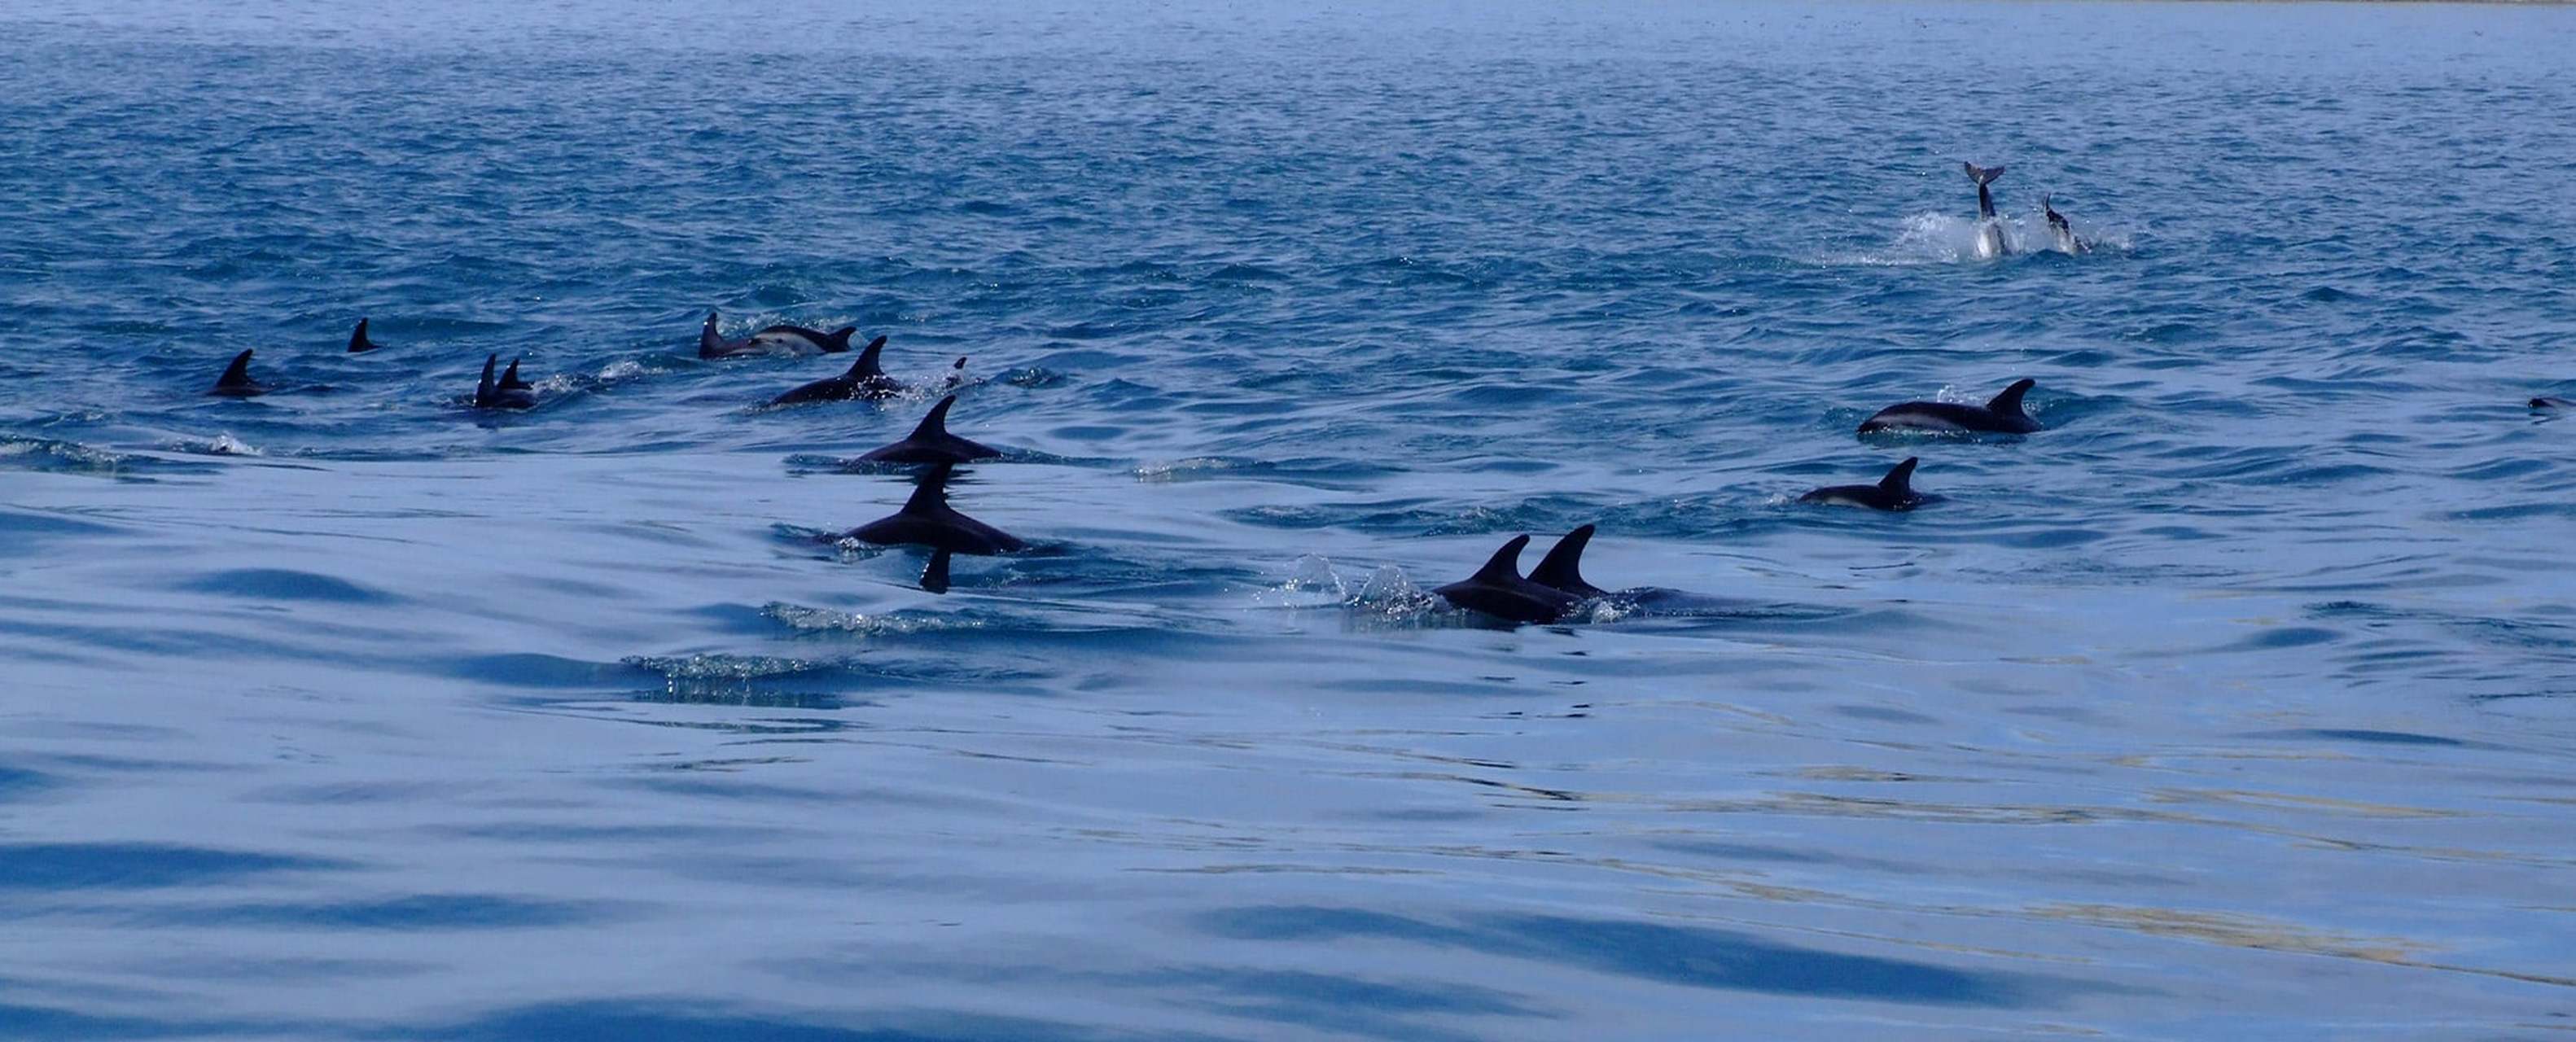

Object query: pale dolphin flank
[1527,524,1609,599]
[2041,195,2088,255]
[768,336,897,405]
[208,349,268,397]
[1858,379,2042,435]
[858,396,1002,465]
[474,353,537,409]
[700,310,856,359]
[1800,457,1925,511]
[347,318,384,353]
[1963,162,2010,258]
[844,462,1025,554]
[1432,535,1579,624]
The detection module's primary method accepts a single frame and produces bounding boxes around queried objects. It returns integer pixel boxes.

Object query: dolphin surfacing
[1963,162,2010,258]
[857,396,1002,465]
[1800,457,1925,510]
[844,462,1025,555]
[208,349,268,397]
[1858,379,2041,435]
[1432,535,1579,624]
[768,336,897,405]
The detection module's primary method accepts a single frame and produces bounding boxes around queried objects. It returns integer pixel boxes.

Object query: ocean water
[4,0,2574,1037]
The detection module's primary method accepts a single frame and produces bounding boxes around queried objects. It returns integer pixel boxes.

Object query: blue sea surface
[4,0,2575,1037]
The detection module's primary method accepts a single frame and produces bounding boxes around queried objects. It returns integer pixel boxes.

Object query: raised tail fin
[1963,162,2005,186]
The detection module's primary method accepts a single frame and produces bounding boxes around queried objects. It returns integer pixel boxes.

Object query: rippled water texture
[4,1,2575,1037]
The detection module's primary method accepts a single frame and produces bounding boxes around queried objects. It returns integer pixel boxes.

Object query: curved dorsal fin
[476,353,498,403]
[348,318,376,353]
[909,396,958,440]
[847,335,890,379]
[900,462,955,514]
[1879,457,1919,493]
[499,357,531,391]
[1529,524,1597,593]
[1470,535,1532,583]
[217,348,256,387]
[825,326,857,352]
[700,311,723,352]
[1987,378,2035,418]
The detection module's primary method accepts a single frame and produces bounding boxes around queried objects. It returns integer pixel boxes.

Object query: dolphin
[1528,524,1610,599]
[347,318,384,353]
[208,349,268,397]
[1800,457,1925,511]
[2533,397,2574,409]
[700,310,856,359]
[1858,378,2041,435]
[474,353,537,409]
[1963,162,2009,258]
[1432,535,1579,624]
[767,336,898,405]
[2041,195,2089,255]
[844,462,1025,554]
[857,396,1002,465]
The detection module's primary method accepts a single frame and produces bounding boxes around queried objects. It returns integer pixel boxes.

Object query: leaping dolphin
[208,349,268,397]
[844,462,1025,554]
[1432,535,1579,624]
[1800,458,1925,510]
[700,310,859,359]
[1963,162,2010,258]
[2041,195,2089,255]
[1858,379,2041,435]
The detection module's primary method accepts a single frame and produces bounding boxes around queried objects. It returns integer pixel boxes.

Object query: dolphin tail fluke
[348,318,377,353]
[1879,458,1920,495]
[1963,162,2004,186]
[900,462,956,514]
[1529,524,1598,595]
[909,395,959,441]
[1987,378,2036,418]
[920,549,953,594]
[1470,535,1533,583]
[824,326,857,353]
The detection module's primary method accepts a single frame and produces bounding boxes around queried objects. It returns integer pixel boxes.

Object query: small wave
[620,653,829,681]
[1835,212,2129,265]
[760,602,988,636]
[175,432,263,457]
[0,436,134,475]
[1251,554,1354,609]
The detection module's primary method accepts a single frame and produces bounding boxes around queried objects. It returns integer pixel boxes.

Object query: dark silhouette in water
[1801,457,1925,511]
[474,354,537,409]
[768,336,897,404]
[208,349,267,397]
[844,462,1025,554]
[1434,535,1579,624]
[858,396,1002,465]
[2040,195,2089,255]
[1859,379,2041,435]
[347,317,383,353]
[1528,524,1609,599]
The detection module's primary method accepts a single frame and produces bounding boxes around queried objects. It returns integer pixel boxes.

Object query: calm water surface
[3,1,2574,1037]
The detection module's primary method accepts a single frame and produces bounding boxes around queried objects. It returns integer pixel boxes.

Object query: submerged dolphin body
[844,462,1025,555]
[1800,457,1925,511]
[1858,379,2042,435]
[857,396,1002,465]
[768,336,897,405]
[1963,162,2010,258]
[1432,535,1579,624]
[700,310,857,360]
[208,349,268,397]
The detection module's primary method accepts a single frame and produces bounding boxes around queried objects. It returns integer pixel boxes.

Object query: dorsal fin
[1530,524,1597,593]
[1879,457,1919,493]
[1987,378,2035,418]
[824,326,857,352]
[908,396,958,440]
[920,549,952,593]
[217,349,256,387]
[900,462,955,514]
[499,357,531,391]
[348,318,376,353]
[1470,535,1532,583]
[476,353,498,403]
[847,335,889,379]
[700,311,723,352]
